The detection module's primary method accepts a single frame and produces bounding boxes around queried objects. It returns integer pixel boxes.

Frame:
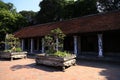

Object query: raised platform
[77,55,120,63]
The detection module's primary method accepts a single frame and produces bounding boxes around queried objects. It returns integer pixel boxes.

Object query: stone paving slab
[0,58,120,80]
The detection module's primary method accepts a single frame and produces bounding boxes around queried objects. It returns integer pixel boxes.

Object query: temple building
[14,11,120,58]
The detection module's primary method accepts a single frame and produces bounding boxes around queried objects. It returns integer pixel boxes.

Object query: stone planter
[35,54,76,71]
[0,51,27,61]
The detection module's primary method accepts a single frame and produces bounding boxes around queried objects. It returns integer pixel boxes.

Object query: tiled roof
[14,11,120,38]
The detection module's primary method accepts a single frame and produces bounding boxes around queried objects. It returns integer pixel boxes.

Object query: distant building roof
[14,11,120,38]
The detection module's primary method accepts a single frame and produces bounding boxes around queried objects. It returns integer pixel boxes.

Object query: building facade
[15,11,120,57]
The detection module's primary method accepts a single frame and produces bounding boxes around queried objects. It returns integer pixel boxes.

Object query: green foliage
[45,49,56,55]
[14,13,28,30]
[3,47,22,52]
[44,28,72,57]
[54,51,71,57]
[44,34,55,53]
[6,2,16,12]
[0,0,16,13]
[19,10,37,25]
[0,9,27,33]
[36,0,98,24]
[15,47,22,52]
[51,28,66,40]
[97,0,120,12]
[5,34,21,52]
[0,0,8,9]
[0,0,28,42]
[44,28,66,54]
[4,49,12,52]
[0,9,16,32]
[36,0,74,24]
[73,0,97,17]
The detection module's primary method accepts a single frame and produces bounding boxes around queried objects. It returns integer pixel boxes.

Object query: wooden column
[98,34,103,57]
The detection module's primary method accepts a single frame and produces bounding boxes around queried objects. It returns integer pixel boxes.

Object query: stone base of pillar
[98,55,104,57]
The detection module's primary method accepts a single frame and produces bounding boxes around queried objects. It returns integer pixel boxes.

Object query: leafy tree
[44,28,66,54]
[19,10,37,25]
[36,0,74,24]
[73,0,98,17]
[0,0,8,9]
[4,34,21,52]
[97,0,120,12]
[0,9,27,40]
[36,0,98,24]
[0,9,16,41]
[0,0,16,12]
[44,28,72,57]
[6,2,16,12]
[0,1,27,45]
[13,12,28,31]
[63,0,75,19]
[0,0,27,31]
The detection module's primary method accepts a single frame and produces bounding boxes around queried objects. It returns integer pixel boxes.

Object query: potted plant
[35,28,76,71]
[0,34,27,61]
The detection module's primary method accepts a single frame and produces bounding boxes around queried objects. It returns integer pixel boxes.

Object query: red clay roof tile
[14,11,120,38]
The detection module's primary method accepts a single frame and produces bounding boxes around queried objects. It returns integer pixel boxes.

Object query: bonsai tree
[4,34,21,52]
[44,28,70,57]
[36,28,76,71]
[0,34,27,61]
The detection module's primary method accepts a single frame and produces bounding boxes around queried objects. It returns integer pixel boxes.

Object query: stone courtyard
[0,57,120,80]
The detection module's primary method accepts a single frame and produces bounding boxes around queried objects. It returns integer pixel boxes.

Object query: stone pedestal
[35,54,76,71]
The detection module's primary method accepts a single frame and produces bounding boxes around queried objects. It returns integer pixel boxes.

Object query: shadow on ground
[0,58,10,61]
[11,63,63,72]
[76,60,120,80]
[10,55,63,72]
[0,58,22,61]
[9,56,120,80]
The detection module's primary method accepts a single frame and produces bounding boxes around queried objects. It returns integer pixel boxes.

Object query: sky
[3,0,42,12]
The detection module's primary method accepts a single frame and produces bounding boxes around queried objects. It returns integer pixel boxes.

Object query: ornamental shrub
[44,28,66,54]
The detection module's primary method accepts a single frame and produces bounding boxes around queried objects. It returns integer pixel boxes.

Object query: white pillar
[21,39,24,51]
[74,36,78,56]
[37,38,39,51]
[30,38,33,53]
[42,38,45,53]
[77,36,81,55]
[98,34,103,57]
[5,34,8,50]
[56,37,59,51]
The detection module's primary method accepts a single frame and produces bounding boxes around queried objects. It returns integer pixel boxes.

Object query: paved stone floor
[0,57,120,80]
